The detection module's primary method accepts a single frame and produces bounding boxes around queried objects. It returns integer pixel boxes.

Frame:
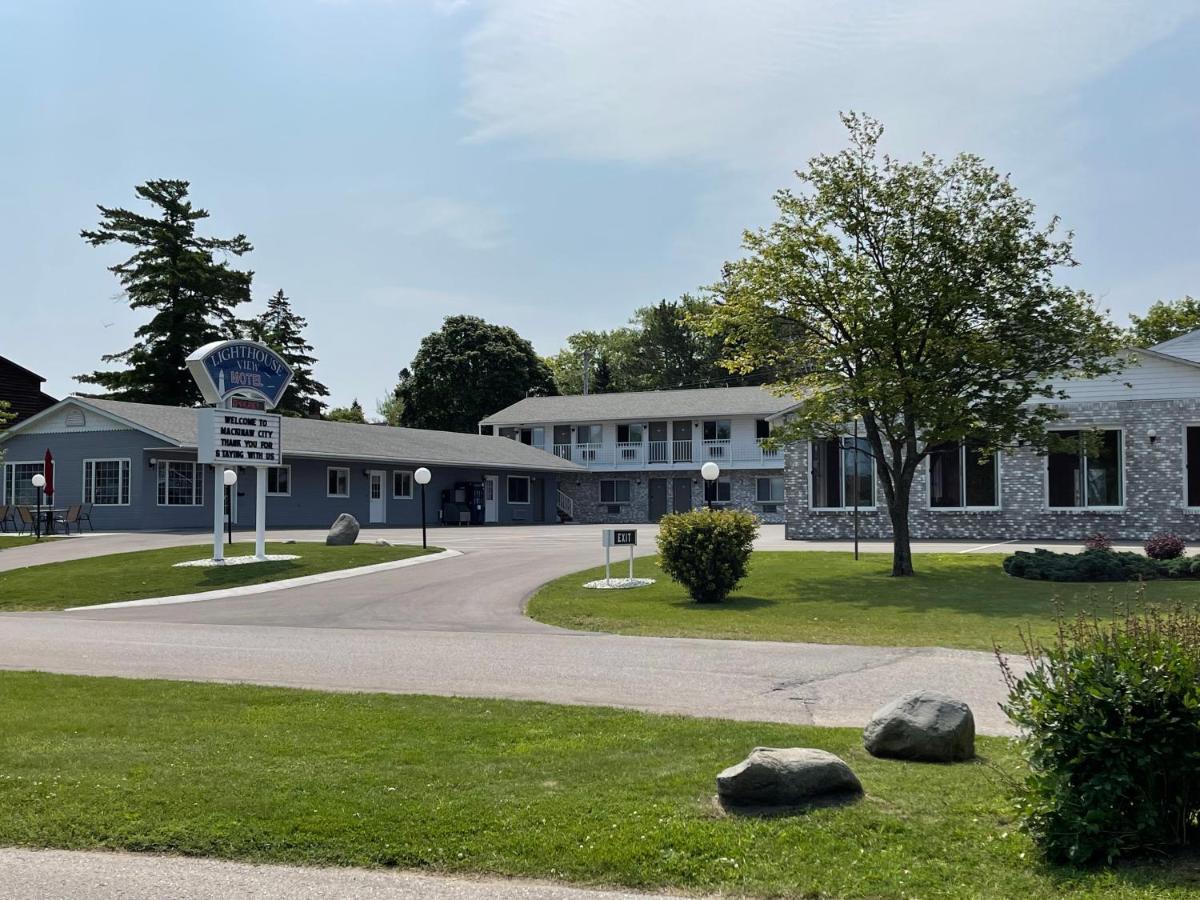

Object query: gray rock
[863,690,975,762]
[716,747,862,809]
[325,513,360,546]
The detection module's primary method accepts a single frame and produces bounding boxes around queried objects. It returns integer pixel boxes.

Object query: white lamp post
[31,473,46,540]
[223,468,238,547]
[700,461,720,510]
[414,467,432,549]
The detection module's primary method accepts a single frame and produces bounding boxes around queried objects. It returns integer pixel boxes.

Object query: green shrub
[656,508,759,603]
[1002,548,1161,582]
[998,596,1200,864]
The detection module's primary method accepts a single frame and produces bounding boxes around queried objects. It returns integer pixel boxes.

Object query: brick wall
[784,398,1200,542]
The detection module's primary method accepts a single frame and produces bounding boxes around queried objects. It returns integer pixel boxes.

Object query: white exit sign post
[602,528,637,582]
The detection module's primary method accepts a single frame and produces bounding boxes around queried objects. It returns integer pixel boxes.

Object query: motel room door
[648,478,669,522]
[672,477,693,514]
[484,475,499,523]
[368,470,386,523]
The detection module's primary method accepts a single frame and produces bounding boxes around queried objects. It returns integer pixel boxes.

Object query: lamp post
[414,467,432,549]
[223,468,238,548]
[701,461,720,510]
[31,473,46,540]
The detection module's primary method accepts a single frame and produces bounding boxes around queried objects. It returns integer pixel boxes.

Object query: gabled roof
[480,385,797,427]
[1150,328,1200,366]
[2,396,582,473]
[0,355,47,384]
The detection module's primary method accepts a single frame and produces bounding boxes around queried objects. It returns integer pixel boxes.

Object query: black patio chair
[78,502,95,531]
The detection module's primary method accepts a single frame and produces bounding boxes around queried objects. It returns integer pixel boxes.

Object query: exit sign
[602,528,637,547]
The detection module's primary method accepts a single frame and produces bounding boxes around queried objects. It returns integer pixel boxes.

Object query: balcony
[552,439,782,471]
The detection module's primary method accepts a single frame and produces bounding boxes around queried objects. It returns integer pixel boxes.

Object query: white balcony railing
[553,443,572,461]
[548,436,782,470]
[672,439,693,463]
[702,439,731,460]
[648,440,671,464]
[616,441,643,464]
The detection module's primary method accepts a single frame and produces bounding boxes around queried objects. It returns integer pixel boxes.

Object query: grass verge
[0,671,1195,898]
[527,552,1200,652]
[0,541,438,611]
[0,535,60,550]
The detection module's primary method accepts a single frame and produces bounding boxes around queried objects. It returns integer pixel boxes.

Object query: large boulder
[863,690,975,762]
[326,513,360,546]
[716,747,862,810]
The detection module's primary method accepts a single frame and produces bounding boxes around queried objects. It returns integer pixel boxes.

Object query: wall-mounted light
[148,457,157,468]
[1148,428,1158,444]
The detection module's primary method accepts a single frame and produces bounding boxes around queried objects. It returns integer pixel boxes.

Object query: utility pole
[581,348,593,396]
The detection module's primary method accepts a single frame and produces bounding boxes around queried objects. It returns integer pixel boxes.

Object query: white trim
[392,469,414,500]
[1043,426,1125,511]
[266,465,291,497]
[2,459,45,505]
[925,442,1001,512]
[156,460,204,507]
[326,466,350,498]
[82,457,132,506]
[507,474,531,504]
[0,396,182,447]
[807,436,878,511]
[1182,422,1200,509]
[367,469,387,524]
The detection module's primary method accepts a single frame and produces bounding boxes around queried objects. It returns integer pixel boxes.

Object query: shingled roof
[5,396,581,473]
[480,385,797,427]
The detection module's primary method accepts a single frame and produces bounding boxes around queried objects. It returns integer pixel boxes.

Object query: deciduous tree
[78,179,253,405]
[326,399,367,423]
[1127,296,1200,348]
[710,114,1122,576]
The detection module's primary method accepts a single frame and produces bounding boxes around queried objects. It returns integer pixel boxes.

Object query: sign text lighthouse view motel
[186,339,294,563]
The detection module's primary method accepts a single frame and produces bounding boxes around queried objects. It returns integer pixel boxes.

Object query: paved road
[0,848,663,900]
[0,525,1025,733]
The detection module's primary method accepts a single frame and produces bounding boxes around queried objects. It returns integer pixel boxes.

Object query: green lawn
[0,535,60,549]
[0,672,1194,898]
[527,552,1200,652]
[0,541,438,611]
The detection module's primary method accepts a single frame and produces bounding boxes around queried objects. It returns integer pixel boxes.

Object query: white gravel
[173,554,300,568]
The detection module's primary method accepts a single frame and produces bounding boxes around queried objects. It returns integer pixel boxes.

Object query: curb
[65,548,463,611]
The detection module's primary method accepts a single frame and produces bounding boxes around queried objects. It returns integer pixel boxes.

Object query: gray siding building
[1,397,577,531]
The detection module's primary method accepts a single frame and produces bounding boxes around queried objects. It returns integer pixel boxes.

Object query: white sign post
[187,340,294,563]
[601,528,637,582]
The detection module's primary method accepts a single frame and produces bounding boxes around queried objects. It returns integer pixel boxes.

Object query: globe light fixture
[701,461,720,510]
[414,467,432,548]
[222,469,238,487]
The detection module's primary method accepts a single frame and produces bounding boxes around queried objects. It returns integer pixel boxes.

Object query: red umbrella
[43,448,54,502]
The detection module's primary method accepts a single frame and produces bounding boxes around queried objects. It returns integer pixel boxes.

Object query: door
[672,477,693,514]
[368,471,386,523]
[648,478,669,522]
[484,475,499,523]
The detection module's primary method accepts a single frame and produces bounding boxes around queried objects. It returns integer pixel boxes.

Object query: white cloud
[457,0,1197,168]
[388,196,508,250]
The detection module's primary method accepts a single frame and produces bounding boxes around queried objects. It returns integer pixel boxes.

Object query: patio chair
[15,506,34,535]
[55,504,82,535]
[79,502,95,531]
[0,504,11,533]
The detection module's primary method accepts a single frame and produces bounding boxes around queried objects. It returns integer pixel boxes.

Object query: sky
[2,0,1199,411]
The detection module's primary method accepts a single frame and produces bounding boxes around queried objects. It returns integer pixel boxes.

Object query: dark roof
[4,396,581,473]
[480,385,798,427]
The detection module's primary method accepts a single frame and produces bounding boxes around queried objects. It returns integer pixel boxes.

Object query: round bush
[656,508,759,603]
[1000,600,1200,864]
[1145,531,1186,561]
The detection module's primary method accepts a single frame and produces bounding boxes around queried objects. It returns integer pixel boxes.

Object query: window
[1047,430,1122,508]
[84,459,131,505]
[702,420,732,441]
[811,437,874,509]
[756,477,784,503]
[3,461,44,506]
[156,461,202,506]
[600,479,632,503]
[393,470,413,499]
[575,424,601,445]
[1188,427,1200,507]
[929,443,998,509]
[266,466,290,496]
[507,475,530,504]
[756,419,771,440]
[616,424,644,443]
[704,477,732,503]
[326,467,349,498]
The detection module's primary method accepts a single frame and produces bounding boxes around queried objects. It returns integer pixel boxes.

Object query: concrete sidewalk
[0,848,665,900]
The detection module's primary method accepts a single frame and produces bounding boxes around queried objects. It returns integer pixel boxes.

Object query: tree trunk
[888,474,915,577]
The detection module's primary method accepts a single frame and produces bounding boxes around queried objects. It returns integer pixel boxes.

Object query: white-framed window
[156,460,203,506]
[83,458,131,506]
[1186,426,1200,508]
[507,475,530,504]
[2,461,45,506]
[810,437,874,509]
[1046,429,1123,508]
[928,442,999,509]
[393,470,413,499]
[575,424,602,445]
[600,479,632,503]
[704,477,732,503]
[266,466,291,496]
[326,467,349,498]
[756,476,784,503]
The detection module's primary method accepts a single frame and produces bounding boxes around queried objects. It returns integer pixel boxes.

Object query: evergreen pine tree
[78,179,253,406]
[243,289,330,417]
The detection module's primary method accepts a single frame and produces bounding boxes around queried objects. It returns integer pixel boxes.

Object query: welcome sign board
[197,409,282,466]
[186,340,294,409]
